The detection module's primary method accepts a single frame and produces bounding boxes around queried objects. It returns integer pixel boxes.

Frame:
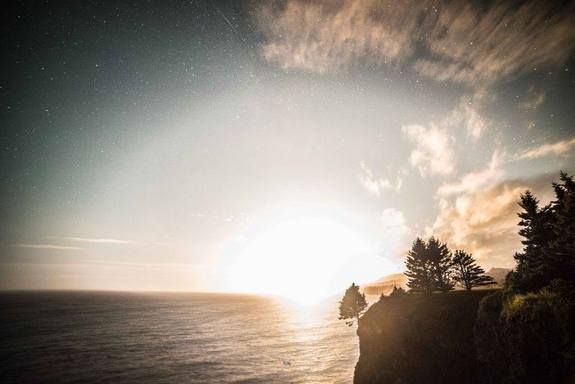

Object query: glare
[225,215,393,305]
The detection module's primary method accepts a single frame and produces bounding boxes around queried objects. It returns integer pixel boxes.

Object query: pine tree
[452,250,495,290]
[338,283,368,327]
[427,237,455,292]
[546,172,575,284]
[405,238,434,295]
[511,190,555,292]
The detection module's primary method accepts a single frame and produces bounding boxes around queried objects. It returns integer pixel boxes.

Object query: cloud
[437,151,504,196]
[358,162,402,196]
[378,208,410,259]
[11,243,82,251]
[43,236,172,248]
[414,0,575,86]
[380,208,408,231]
[442,95,489,139]
[518,87,546,111]
[51,237,138,245]
[255,0,421,73]
[430,173,556,268]
[256,0,575,86]
[402,123,456,177]
[516,137,575,160]
[430,183,524,268]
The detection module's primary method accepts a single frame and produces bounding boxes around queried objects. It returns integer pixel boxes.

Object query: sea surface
[0,292,359,383]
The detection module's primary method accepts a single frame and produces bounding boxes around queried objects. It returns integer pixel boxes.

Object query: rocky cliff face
[354,291,493,384]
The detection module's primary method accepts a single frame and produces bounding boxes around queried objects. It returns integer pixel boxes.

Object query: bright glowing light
[225,215,395,305]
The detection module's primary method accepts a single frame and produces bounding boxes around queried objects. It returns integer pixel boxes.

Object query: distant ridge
[362,273,408,296]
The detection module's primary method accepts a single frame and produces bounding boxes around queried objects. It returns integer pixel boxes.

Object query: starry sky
[1,0,575,292]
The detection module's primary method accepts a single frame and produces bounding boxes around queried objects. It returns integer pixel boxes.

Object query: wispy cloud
[378,208,410,259]
[442,95,489,140]
[256,0,419,73]
[44,236,171,247]
[402,123,456,177]
[256,0,575,87]
[11,243,82,251]
[414,0,575,86]
[518,87,546,111]
[54,237,138,245]
[437,151,504,196]
[516,137,575,160]
[358,162,402,196]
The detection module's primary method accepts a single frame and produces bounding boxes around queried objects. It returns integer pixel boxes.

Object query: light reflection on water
[0,292,359,383]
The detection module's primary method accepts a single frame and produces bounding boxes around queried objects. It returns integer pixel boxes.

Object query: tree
[452,250,495,290]
[507,172,575,293]
[405,237,455,294]
[546,172,575,284]
[389,285,407,297]
[510,190,555,292]
[405,238,434,294]
[427,237,455,292]
[339,283,368,327]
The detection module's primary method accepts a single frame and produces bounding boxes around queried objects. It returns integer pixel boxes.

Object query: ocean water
[0,292,359,383]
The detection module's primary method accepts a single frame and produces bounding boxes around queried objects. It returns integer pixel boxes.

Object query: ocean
[0,292,359,383]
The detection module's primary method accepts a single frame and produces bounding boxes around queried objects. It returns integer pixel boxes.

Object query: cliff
[354,290,494,384]
[354,287,575,384]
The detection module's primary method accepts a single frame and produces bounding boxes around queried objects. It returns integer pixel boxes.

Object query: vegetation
[452,250,495,290]
[475,172,575,384]
[508,172,575,293]
[389,285,407,297]
[352,172,575,384]
[405,237,492,293]
[339,282,367,327]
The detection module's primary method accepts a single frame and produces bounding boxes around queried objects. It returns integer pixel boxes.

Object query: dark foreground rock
[354,288,575,384]
[354,290,493,384]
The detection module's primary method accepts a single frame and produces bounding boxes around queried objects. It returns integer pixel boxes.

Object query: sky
[1,0,575,294]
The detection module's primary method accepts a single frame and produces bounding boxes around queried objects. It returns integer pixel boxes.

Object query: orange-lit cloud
[430,173,555,268]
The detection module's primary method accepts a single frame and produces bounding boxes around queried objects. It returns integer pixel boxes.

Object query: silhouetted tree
[406,237,455,293]
[428,237,455,292]
[339,283,368,327]
[452,250,495,290]
[405,238,434,294]
[510,190,555,292]
[389,285,407,297]
[546,172,575,284]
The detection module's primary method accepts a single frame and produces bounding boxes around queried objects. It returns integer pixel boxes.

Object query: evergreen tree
[339,283,368,327]
[405,238,434,294]
[546,172,575,284]
[510,190,555,292]
[427,237,455,292]
[452,250,495,290]
[405,237,454,294]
